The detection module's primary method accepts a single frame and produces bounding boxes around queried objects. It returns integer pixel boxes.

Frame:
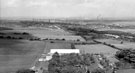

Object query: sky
[0,0,135,19]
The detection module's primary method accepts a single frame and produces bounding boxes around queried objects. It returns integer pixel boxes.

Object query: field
[75,44,118,63]
[0,39,45,73]
[43,40,72,53]
[98,28,135,34]
[0,25,73,73]
[96,39,122,44]
[96,39,135,49]
[112,42,135,49]
[14,27,72,39]
[75,44,118,55]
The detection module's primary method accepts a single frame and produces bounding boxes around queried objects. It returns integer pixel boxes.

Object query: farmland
[0,39,45,73]
[95,39,135,49]
[95,39,122,44]
[98,28,135,34]
[14,27,72,39]
[1,20,135,73]
[75,44,118,55]
[0,24,73,73]
[43,40,72,53]
[112,42,135,49]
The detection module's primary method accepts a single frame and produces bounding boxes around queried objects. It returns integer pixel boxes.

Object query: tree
[115,49,135,63]
[48,53,96,73]
[71,43,76,49]
[48,52,60,73]
[61,66,84,73]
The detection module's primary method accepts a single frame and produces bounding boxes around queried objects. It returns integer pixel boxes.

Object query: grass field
[98,28,135,34]
[112,42,135,49]
[96,39,135,49]
[44,41,72,53]
[0,39,45,73]
[14,27,71,39]
[0,39,72,73]
[75,44,118,55]
[96,39,122,44]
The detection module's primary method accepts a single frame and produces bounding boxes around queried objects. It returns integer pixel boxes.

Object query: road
[30,41,49,73]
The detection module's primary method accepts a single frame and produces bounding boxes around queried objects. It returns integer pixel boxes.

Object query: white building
[49,49,80,55]
[38,49,80,62]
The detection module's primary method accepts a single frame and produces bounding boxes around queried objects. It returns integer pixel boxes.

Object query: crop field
[0,39,45,73]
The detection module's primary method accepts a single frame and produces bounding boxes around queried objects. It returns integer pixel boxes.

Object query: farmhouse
[38,49,80,62]
[49,49,80,55]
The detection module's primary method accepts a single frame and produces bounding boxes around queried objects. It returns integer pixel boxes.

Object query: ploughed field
[0,39,45,73]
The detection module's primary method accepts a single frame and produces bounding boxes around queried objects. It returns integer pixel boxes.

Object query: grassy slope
[0,39,45,73]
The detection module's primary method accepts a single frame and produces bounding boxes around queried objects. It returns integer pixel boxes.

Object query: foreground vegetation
[48,52,106,73]
[115,49,135,69]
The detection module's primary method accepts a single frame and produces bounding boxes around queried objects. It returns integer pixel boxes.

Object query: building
[49,49,80,55]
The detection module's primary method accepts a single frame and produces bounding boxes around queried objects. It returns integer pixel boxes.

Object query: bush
[77,39,80,41]
[6,36,12,39]
[50,41,54,43]
[62,38,65,41]
[16,69,35,73]
[91,68,105,73]
[22,32,29,35]
[115,49,135,63]
[0,36,4,38]
[48,53,96,73]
